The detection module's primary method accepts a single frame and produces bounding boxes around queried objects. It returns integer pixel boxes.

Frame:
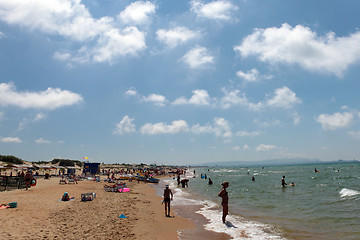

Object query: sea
[159,162,360,240]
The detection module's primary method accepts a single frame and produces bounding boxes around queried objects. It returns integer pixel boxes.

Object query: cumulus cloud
[92,27,146,63]
[265,86,302,109]
[140,120,189,135]
[1,137,21,143]
[316,112,354,130]
[114,116,136,135]
[156,26,199,48]
[142,94,167,106]
[256,144,276,152]
[35,138,51,144]
[190,0,238,21]
[234,23,360,77]
[220,86,301,111]
[0,0,147,64]
[125,88,137,96]
[139,117,232,138]
[191,117,232,138]
[180,46,214,69]
[236,68,273,83]
[0,82,83,110]
[173,89,211,106]
[117,1,156,25]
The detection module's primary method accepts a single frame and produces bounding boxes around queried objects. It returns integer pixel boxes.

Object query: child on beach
[163,185,173,217]
[218,181,229,223]
[281,176,287,187]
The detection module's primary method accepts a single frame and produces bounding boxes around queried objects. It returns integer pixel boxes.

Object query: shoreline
[152,178,231,240]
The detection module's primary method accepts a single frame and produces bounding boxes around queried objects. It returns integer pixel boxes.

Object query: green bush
[0,155,24,164]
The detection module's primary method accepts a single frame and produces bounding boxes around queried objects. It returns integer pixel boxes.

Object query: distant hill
[192,158,359,167]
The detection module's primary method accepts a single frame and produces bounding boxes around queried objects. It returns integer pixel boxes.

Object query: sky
[1,0,360,165]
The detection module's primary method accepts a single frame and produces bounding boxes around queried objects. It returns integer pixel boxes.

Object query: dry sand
[0,176,194,240]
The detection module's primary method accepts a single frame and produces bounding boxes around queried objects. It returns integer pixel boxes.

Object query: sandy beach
[0,176,195,240]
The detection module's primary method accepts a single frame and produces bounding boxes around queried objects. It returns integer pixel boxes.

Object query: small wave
[196,203,285,239]
[339,188,360,198]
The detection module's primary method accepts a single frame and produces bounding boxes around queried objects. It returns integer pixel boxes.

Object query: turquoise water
[173,162,360,239]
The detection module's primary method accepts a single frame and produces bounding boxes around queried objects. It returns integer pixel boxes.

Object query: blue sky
[1,0,360,165]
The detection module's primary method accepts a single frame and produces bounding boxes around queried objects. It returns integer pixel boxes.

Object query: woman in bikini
[218,181,229,223]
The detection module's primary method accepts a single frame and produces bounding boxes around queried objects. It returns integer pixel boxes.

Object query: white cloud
[220,89,257,110]
[236,68,273,83]
[191,117,232,138]
[117,1,156,25]
[236,68,260,82]
[256,144,276,152]
[35,138,51,144]
[142,94,167,106]
[0,0,147,64]
[114,116,136,135]
[0,31,4,38]
[0,82,83,110]
[1,137,22,143]
[156,26,199,48]
[125,88,137,96]
[236,131,260,137]
[220,86,300,111]
[92,27,146,63]
[180,46,214,69]
[316,112,354,130]
[173,89,211,106]
[243,144,249,150]
[265,86,302,109]
[234,23,360,77]
[139,117,232,138]
[140,120,189,135]
[190,0,238,21]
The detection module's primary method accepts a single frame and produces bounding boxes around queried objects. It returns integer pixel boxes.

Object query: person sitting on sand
[281,176,287,187]
[218,181,229,223]
[61,192,71,201]
[163,185,173,217]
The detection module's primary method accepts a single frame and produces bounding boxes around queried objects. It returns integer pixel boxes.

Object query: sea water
[163,162,360,240]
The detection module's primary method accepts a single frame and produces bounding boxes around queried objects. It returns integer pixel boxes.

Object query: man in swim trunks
[163,185,173,217]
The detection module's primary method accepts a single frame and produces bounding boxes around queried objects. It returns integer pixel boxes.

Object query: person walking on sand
[163,184,173,217]
[218,181,229,223]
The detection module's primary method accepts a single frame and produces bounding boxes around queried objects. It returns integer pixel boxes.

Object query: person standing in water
[218,181,229,223]
[281,176,287,187]
[163,184,173,217]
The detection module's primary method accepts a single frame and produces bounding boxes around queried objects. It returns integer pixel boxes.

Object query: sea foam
[339,188,360,198]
